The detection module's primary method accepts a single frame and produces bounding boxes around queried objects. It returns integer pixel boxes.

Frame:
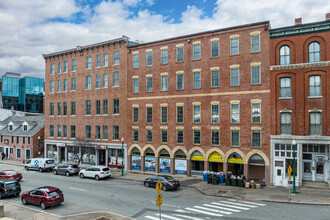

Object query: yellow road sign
[156,180,163,193]
[289,176,292,180]
[156,193,162,206]
[288,165,292,176]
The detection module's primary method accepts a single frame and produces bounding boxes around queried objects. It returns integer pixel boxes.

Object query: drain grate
[217,190,228,194]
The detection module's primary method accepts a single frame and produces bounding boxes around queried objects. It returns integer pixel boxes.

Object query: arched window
[279,45,290,65]
[308,42,320,62]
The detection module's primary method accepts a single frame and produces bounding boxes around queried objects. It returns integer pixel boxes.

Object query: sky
[0,0,329,78]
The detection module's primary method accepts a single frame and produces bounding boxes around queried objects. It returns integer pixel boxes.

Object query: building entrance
[302,144,327,182]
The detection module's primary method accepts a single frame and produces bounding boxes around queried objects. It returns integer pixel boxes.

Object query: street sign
[288,165,292,176]
[156,193,162,206]
[289,176,292,180]
[156,180,163,193]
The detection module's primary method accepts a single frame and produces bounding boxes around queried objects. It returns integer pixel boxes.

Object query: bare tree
[73,137,93,166]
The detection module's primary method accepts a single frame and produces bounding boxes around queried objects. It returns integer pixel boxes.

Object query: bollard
[0,203,4,217]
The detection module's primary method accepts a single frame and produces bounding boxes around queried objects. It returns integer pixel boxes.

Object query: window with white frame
[177,106,183,123]
[309,111,321,136]
[251,66,260,84]
[280,112,291,135]
[133,129,138,142]
[308,42,320,63]
[193,130,201,145]
[71,102,76,115]
[113,125,119,140]
[103,99,108,115]
[113,51,119,65]
[252,130,261,146]
[212,130,219,145]
[86,100,91,115]
[71,125,76,138]
[231,130,239,146]
[177,129,183,144]
[193,105,201,123]
[96,55,101,67]
[57,102,61,115]
[63,79,67,92]
[193,44,201,60]
[252,103,261,123]
[230,38,239,55]
[161,129,167,143]
[309,75,321,97]
[51,63,55,75]
[279,45,290,65]
[146,129,152,143]
[146,51,152,66]
[211,70,219,87]
[113,99,119,114]
[133,54,139,68]
[50,125,54,137]
[146,77,152,92]
[193,72,201,89]
[96,100,101,115]
[63,102,67,115]
[96,74,101,88]
[50,103,54,116]
[161,76,167,91]
[161,49,168,64]
[64,61,68,73]
[57,125,61,137]
[231,68,239,86]
[177,47,183,62]
[113,72,119,87]
[177,73,183,90]
[133,78,139,93]
[133,107,138,123]
[103,73,108,88]
[231,104,239,123]
[280,77,291,98]
[103,126,108,139]
[103,54,108,67]
[86,56,92,69]
[86,125,91,139]
[251,35,260,53]
[146,107,152,123]
[161,106,167,123]
[50,81,54,93]
[211,104,219,123]
[211,41,219,58]
[63,125,67,138]
[86,76,91,90]
[16,148,21,159]
[95,126,101,139]
[57,80,62,92]
[71,78,76,91]
[71,59,77,71]
[58,62,62,73]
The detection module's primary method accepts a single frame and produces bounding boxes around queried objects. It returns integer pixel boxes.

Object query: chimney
[326,13,330,20]
[295,18,302,25]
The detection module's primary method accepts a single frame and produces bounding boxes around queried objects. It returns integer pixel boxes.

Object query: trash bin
[207,174,212,184]
[212,175,218,185]
[231,179,238,187]
[203,173,208,182]
[237,179,244,187]
[218,174,224,184]
[225,177,231,186]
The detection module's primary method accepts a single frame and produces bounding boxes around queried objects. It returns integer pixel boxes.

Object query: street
[1,164,329,220]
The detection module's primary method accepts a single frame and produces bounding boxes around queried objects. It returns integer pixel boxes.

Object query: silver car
[79,166,111,180]
[53,164,80,177]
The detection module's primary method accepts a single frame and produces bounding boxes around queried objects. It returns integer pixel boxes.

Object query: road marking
[212,202,250,210]
[242,201,266,206]
[69,187,87,192]
[2,201,62,217]
[186,207,223,217]
[156,213,184,220]
[145,216,160,220]
[173,214,203,220]
[203,204,241,212]
[220,201,258,208]
[193,206,232,215]
[151,202,181,208]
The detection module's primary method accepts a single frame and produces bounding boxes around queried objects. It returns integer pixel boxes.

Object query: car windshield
[72,165,79,168]
[46,160,54,164]
[102,168,109,171]
[47,189,62,197]
[163,176,175,181]
[6,171,17,175]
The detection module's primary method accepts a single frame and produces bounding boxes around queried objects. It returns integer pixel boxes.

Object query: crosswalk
[143,199,266,220]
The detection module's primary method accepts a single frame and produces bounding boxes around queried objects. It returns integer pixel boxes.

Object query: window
[10,148,13,154]
[57,102,61,115]
[133,78,139,93]
[252,130,261,146]
[50,81,54,93]
[71,78,76,91]
[146,77,152,92]
[57,125,61,138]
[86,126,91,139]
[16,149,21,159]
[146,51,152,66]
[86,76,91,90]
[71,59,77,71]
[211,70,219,87]
[280,112,292,135]
[280,77,291,97]
[146,129,152,143]
[133,107,138,123]
[64,61,68,73]
[161,106,167,123]
[193,130,201,145]
[96,74,101,88]
[113,99,119,114]
[193,72,201,89]
[113,51,119,65]
[71,125,76,138]
[212,130,219,145]
[161,76,168,91]
[58,62,62,73]
[211,104,219,123]
[193,44,201,60]
[103,99,108,115]
[310,112,321,136]
[96,100,101,115]
[231,130,239,146]
[63,79,67,92]
[177,73,183,90]
[161,49,168,64]
[308,42,320,62]
[211,41,219,58]
[63,125,67,138]
[133,54,139,68]
[193,105,201,123]
[177,130,183,144]
[231,104,239,123]
[113,125,119,140]
[103,126,108,139]
[251,35,260,53]
[279,45,290,65]
[71,101,76,115]
[251,66,260,84]
[161,130,167,143]
[63,102,67,115]
[113,72,119,87]
[50,125,54,137]
[103,74,108,88]
[86,56,92,69]
[86,100,91,115]
[103,54,108,67]
[50,103,54,116]
[23,125,28,131]
[177,47,183,62]
[16,136,19,143]
[146,107,152,123]
[309,75,321,97]
[57,80,62,92]
[231,68,239,86]
[50,64,55,75]
[23,137,25,144]
[252,103,261,123]
[96,55,101,67]
[133,129,138,142]
[95,126,101,139]
[231,38,239,55]
[177,106,183,123]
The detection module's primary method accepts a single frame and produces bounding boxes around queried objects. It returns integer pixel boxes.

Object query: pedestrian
[1,152,5,160]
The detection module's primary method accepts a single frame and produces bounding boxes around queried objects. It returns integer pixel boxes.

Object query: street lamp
[121,138,124,176]
[38,136,41,158]
[292,139,296,193]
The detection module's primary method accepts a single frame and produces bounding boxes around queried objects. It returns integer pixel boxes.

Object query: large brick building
[270,16,330,186]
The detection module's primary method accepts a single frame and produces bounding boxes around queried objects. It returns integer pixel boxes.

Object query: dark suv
[0,179,21,199]
[53,164,80,176]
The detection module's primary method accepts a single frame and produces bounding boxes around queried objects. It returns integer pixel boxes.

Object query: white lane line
[175,209,187,213]
[69,187,87,192]
[173,214,203,220]
[186,207,223,217]
[221,201,257,208]
[145,216,160,220]
[204,204,241,212]
[212,202,250,210]
[156,213,184,220]
[194,206,232,215]
[241,201,266,206]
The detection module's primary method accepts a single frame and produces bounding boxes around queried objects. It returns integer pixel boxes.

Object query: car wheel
[15,193,19,197]
[80,173,84,179]
[40,202,46,210]
[39,168,43,173]
[65,171,70,177]
[53,170,57,175]
[22,198,27,205]
[162,185,167,191]
[95,175,100,181]
[25,166,29,171]
[144,182,150,187]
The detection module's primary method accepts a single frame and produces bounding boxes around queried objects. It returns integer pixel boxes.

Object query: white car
[79,166,111,180]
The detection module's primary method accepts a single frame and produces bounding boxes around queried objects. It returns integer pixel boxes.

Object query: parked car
[0,179,21,199]
[79,166,111,180]
[25,158,55,172]
[21,186,64,210]
[0,170,23,181]
[53,164,80,176]
[144,175,180,191]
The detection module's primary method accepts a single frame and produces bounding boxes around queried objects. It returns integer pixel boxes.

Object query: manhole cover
[217,190,227,194]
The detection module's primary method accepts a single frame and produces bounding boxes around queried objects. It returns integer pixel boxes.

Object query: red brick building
[270,16,330,187]
[126,21,271,184]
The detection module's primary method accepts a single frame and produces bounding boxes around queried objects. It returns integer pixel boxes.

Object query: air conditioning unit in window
[316,156,325,162]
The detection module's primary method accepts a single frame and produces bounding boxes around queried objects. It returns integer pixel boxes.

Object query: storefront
[145,148,155,172]
[248,154,265,182]
[227,153,244,175]
[131,147,141,170]
[191,150,204,176]
[208,152,223,172]
[174,150,187,175]
[302,144,328,182]
[159,149,171,173]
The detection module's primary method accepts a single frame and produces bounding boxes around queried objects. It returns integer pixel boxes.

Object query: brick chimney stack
[295,18,302,25]
[326,13,330,20]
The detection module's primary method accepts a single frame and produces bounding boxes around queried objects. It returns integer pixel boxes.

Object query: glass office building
[1,73,44,113]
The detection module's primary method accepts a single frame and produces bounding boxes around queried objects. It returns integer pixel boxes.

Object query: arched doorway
[131,147,141,170]
[248,154,265,182]
[174,150,187,175]
[145,148,155,172]
[159,149,171,173]
[191,150,204,176]
[208,152,223,172]
[227,153,244,176]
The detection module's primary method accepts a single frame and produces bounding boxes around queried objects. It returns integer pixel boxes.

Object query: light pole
[121,138,124,176]
[38,136,40,158]
[292,139,296,193]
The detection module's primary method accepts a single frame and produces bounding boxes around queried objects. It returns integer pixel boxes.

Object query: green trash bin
[237,179,244,187]
[207,174,212,184]
[232,179,238,187]
[225,178,231,186]
[212,175,218,185]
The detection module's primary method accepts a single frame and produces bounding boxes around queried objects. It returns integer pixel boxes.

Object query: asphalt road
[1,164,329,220]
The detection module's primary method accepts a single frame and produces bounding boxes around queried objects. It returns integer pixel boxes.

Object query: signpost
[156,180,163,219]
[288,165,292,200]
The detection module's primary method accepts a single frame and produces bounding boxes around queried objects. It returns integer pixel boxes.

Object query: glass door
[315,156,325,182]
[303,161,312,180]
